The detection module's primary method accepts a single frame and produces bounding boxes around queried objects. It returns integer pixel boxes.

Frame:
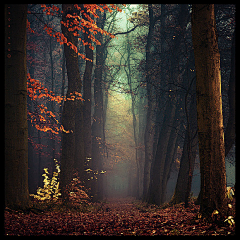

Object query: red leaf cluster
[27,73,84,104]
[27,19,34,33]
[41,4,60,16]
[34,4,125,61]
[27,73,62,103]
[27,73,83,134]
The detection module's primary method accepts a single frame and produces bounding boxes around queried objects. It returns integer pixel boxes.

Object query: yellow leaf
[212,210,219,215]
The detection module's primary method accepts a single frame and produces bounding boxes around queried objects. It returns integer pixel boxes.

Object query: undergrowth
[29,159,93,213]
[30,159,61,201]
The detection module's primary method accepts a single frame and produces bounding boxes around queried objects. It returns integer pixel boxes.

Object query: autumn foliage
[66,172,90,206]
[27,4,124,135]
[27,73,83,134]
[30,159,90,205]
[5,4,236,236]
[30,159,61,201]
[35,4,124,61]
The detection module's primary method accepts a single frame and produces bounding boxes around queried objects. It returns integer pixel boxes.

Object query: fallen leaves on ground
[4,198,235,236]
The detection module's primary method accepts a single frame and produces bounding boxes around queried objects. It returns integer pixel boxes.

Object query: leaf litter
[4,197,235,236]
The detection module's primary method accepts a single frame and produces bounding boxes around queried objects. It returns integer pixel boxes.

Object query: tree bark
[91,44,104,201]
[161,111,182,204]
[147,95,177,205]
[171,90,198,205]
[82,5,94,186]
[60,4,84,200]
[5,4,30,209]
[142,4,157,202]
[146,4,189,205]
[192,4,227,218]
[91,12,106,201]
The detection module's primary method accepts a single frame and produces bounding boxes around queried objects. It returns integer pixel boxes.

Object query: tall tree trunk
[60,4,83,200]
[91,44,104,201]
[171,89,198,205]
[74,83,85,177]
[82,4,94,186]
[91,11,106,201]
[124,28,140,198]
[142,4,157,201]
[192,4,227,218]
[146,4,189,205]
[5,4,30,209]
[161,103,185,204]
[137,90,147,199]
[147,95,177,205]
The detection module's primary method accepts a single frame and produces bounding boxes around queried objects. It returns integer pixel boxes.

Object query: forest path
[5,198,234,236]
[100,197,139,212]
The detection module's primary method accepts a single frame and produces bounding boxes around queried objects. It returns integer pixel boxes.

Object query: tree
[82,4,94,187]
[142,4,159,201]
[91,11,106,201]
[171,79,198,206]
[26,4,122,201]
[146,4,190,205]
[147,94,177,205]
[191,4,227,218]
[60,4,84,201]
[5,4,30,209]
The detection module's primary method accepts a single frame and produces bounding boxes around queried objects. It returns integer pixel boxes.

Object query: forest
[5,4,235,236]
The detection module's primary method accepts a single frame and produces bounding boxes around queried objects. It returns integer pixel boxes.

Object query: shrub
[30,161,90,210]
[30,159,61,201]
[66,171,90,206]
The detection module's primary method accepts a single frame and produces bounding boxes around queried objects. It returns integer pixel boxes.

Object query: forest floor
[4,197,235,236]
